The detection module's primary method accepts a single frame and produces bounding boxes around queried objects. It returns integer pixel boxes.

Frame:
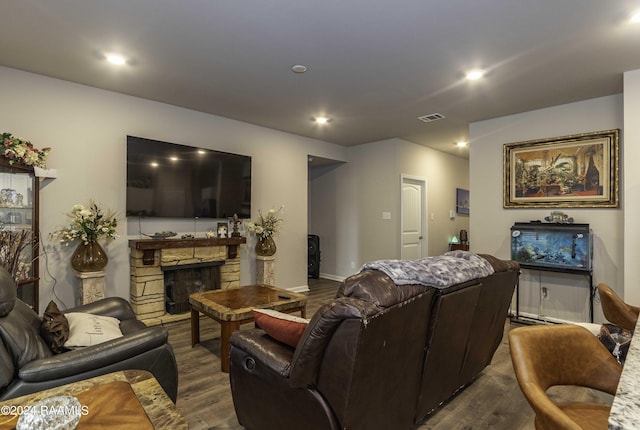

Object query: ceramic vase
[255,236,277,257]
[71,241,108,272]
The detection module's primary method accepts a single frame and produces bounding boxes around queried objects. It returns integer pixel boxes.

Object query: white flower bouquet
[50,200,119,245]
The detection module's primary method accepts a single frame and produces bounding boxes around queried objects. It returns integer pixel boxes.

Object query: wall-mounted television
[126,136,251,219]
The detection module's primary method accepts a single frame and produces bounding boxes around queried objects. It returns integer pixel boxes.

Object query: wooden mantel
[129,236,246,263]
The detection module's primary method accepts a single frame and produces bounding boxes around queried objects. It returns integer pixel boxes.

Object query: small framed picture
[217,222,228,238]
[456,188,470,215]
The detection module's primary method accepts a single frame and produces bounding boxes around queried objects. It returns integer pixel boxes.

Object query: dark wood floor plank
[166,278,610,430]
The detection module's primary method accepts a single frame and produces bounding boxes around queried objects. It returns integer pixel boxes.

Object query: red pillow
[252,309,309,347]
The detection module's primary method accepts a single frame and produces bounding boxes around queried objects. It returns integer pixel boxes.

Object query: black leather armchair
[0,267,178,401]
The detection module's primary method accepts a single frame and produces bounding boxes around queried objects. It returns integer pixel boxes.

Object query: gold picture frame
[503,129,619,208]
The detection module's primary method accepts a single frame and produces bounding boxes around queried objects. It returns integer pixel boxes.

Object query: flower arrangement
[50,200,119,245]
[247,206,284,241]
[1,132,50,168]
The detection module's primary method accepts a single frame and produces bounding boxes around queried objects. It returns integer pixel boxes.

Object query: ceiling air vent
[417,113,445,123]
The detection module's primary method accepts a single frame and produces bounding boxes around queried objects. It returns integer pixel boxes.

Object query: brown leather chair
[598,283,640,331]
[509,324,622,430]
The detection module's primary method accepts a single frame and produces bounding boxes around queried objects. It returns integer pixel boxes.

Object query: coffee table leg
[191,308,200,347]
[220,320,240,373]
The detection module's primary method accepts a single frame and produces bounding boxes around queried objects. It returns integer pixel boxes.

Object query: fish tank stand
[510,222,594,324]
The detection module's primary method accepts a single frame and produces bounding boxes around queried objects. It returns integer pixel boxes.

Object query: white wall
[624,69,640,305]
[0,66,347,310]
[310,138,469,279]
[470,94,624,323]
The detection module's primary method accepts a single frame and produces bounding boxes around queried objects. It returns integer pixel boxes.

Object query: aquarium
[510,222,593,272]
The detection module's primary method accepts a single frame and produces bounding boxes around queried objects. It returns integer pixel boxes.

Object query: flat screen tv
[126,136,251,219]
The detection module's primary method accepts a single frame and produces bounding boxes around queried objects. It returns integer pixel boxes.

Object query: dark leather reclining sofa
[229,251,520,430]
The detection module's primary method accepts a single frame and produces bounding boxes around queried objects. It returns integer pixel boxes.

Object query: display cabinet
[0,157,39,311]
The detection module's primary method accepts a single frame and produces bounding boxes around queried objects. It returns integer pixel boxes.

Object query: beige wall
[469,94,624,323]
[12,61,634,319]
[624,69,640,305]
[0,66,347,309]
[310,138,470,279]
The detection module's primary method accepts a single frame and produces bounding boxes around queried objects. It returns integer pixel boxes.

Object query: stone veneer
[129,237,245,322]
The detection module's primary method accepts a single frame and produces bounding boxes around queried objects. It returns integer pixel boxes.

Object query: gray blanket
[360,251,494,289]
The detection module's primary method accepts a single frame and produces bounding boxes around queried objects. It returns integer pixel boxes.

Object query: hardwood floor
[166,278,610,430]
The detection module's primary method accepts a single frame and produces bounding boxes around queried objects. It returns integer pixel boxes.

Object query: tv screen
[126,136,251,219]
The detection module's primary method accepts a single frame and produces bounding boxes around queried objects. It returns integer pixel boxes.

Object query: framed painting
[456,188,470,214]
[503,129,619,208]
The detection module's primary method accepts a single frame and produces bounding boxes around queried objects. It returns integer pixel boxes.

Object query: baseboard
[280,274,346,293]
[287,285,310,293]
[511,311,583,325]
[318,273,346,282]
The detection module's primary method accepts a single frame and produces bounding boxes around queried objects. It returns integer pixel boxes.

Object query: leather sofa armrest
[18,326,168,382]
[230,329,295,377]
[64,297,137,321]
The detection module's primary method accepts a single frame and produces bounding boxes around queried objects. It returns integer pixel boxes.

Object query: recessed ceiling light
[455,141,468,148]
[314,116,330,124]
[105,53,127,65]
[632,11,640,23]
[465,69,485,81]
[292,64,308,73]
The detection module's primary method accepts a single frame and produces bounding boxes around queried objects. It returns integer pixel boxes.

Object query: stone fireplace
[129,237,246,324]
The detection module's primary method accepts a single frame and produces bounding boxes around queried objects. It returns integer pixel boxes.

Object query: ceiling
[1,1,639,159]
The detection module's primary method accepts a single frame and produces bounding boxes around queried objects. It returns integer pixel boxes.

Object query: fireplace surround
[129,237,246,323]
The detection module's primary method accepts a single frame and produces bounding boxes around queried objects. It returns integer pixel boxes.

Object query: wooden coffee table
[0,370,186,429]
[189,284,307,372]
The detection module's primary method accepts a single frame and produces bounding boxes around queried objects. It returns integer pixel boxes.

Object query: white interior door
[401,176,427,260]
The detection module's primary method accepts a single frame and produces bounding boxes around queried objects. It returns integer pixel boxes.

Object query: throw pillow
[252,308,309,347]
[0,300,52,368]
[39,300,70,353]
[64,313,123,348]
[598,323,632,365]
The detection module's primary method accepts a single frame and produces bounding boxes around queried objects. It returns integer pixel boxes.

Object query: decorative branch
[0,228,35,282]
